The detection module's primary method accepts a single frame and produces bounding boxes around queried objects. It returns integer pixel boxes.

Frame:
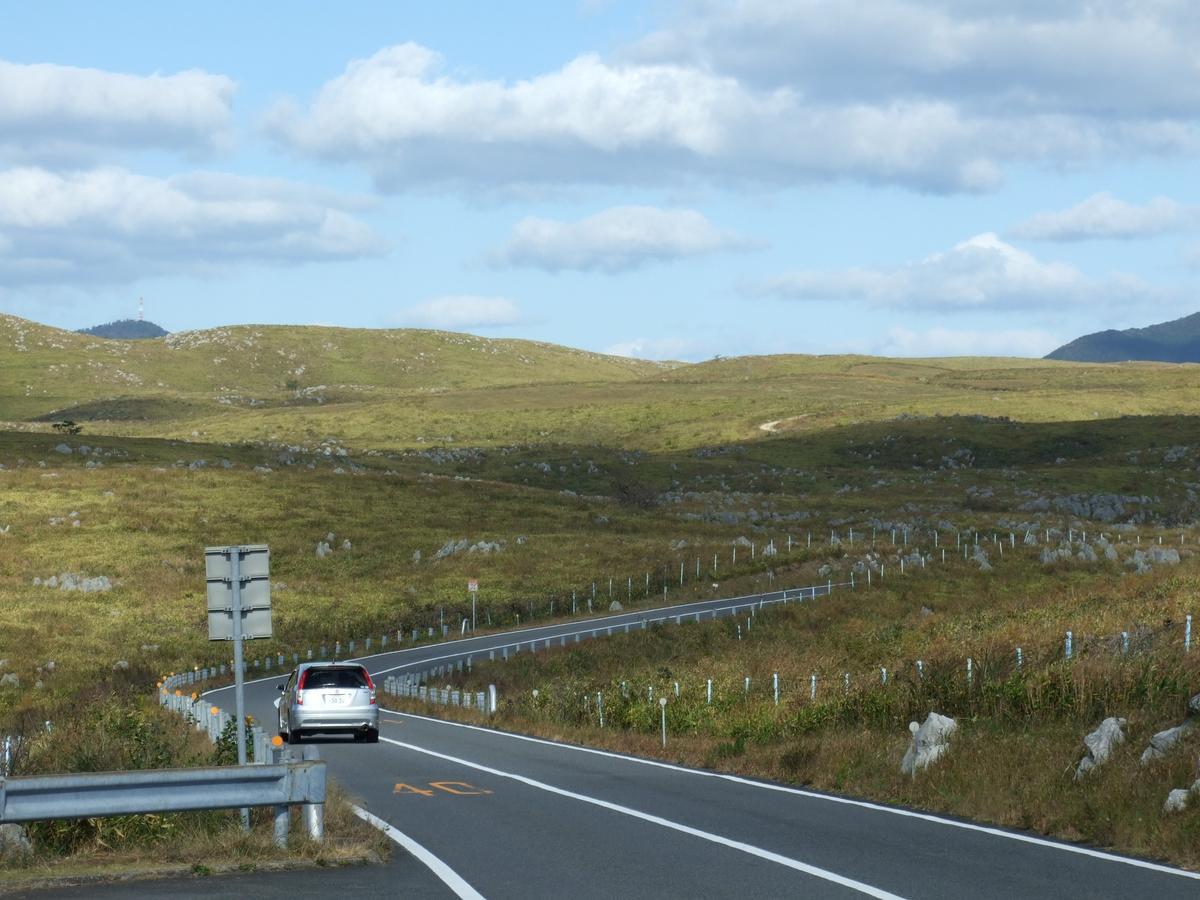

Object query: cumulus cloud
[1010,192,1195,240]
[491,206,749,272]
[758,233,1162,310]
[267,8,1200,195]
[265,43,1051,193]
[0,59,235,160]
[394,296,523,330]
[0,166,386,285]
[873,325,1060,358]
[630,1,1200,119]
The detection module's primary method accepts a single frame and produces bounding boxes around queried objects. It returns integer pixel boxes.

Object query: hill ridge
[1046,311,1200,363]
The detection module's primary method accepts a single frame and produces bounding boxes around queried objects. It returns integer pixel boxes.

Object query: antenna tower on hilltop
[138,297,144,322]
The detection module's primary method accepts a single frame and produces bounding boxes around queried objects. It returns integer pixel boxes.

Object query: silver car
[276,662,379,743]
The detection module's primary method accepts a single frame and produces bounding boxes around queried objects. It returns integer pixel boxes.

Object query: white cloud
[873,326,1060,358]
[491,206,749,272]
[1010,192,1195,240]
[267,10,1200,195]
[0,166,386,285]
[395,296,523,330]
[759,233,1162,310]
[603,336,696,360]
[630,1,1200,119]
[0,59,235,160]
[265,43,1072,194]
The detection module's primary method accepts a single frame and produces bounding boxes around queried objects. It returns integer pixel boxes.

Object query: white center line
[378,735,905,900]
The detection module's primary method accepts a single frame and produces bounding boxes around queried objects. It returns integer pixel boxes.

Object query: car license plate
[324,693,347,704]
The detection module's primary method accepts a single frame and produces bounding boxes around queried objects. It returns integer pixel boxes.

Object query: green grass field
[2,314,1200,868]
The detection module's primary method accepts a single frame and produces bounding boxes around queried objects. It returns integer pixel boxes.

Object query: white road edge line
[382,709,1200,883]
[352,804,484,900]
[379,735,904,900]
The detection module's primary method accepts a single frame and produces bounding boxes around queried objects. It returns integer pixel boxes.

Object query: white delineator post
[659,697,668,748]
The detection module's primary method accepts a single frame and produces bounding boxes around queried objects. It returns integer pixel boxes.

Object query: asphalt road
[189,589,1200,900]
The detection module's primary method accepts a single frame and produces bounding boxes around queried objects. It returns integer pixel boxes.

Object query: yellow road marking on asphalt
[393,781,493,796]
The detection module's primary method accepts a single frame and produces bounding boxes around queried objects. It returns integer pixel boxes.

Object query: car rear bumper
[290,707,378,732]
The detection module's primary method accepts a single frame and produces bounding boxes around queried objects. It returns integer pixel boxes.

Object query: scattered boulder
[900,712,957,776]
[54,443,73,455]
[971,547,992,572]
[112,660,130,672]
[435,538,470,559]
[315,541,331,559]
[1075,717,1126,778]
[1164,789,1190,813]
[0,824,31,862]
[1126,547,1181,574]
[253,466,273,474]
[341,539,352,551]
[1140,722,1195,764]
[411,550,422,564]
[1141,692,1200,764]
[0,673,18,688]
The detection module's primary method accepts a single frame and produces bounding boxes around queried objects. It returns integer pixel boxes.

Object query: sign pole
[472,591,476,632]
[230,548,250,830]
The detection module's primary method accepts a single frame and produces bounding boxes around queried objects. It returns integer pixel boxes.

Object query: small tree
[52,420,83,436]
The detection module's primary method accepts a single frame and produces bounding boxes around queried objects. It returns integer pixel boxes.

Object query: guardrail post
[302,745,325,842]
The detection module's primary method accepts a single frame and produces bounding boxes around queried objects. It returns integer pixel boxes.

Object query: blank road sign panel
[206,577,271,612]
[205,544,272,641]
[207,607,273,641]
[205,545,270,579]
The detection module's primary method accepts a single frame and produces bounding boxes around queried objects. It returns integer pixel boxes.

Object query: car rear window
[303,668,369,689]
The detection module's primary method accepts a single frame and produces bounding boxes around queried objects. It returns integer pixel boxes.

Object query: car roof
[294,661,368,673]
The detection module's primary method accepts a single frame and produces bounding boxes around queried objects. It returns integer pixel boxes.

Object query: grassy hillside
[6,315,1200,454]
[4,313,1200,870]
[0,315,666,426]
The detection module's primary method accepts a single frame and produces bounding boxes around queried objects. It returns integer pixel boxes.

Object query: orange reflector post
[271,735,284,747]
[210,706,220,715]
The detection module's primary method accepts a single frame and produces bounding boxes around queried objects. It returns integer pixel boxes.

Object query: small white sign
[467,579,479,593]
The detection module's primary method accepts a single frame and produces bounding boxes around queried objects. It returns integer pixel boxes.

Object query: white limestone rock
[1075,717,1126,779]
[901,712,957,776]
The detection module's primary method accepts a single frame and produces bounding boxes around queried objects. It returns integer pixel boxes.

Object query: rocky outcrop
[1075,717,1126,778]
[1141,693,1200,764]
[901,712,957,776]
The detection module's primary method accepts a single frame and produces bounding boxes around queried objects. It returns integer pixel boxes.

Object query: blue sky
[2,1,1198,359]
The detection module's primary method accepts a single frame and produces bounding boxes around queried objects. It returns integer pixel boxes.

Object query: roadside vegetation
[411,552,1200,868]
[2,316,1199,874]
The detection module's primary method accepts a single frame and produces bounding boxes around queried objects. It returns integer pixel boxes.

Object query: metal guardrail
[383,581,852,713]
[0,759,323,821]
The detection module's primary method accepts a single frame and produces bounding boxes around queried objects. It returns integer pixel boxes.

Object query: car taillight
[363,668,377,705]
[296,670,309,705]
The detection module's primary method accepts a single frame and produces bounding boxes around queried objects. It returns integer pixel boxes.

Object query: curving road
[203,590,1200,900]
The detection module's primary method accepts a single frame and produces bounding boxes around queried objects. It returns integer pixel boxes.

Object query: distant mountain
[78,319,169,340]
[1045,311,1200,363]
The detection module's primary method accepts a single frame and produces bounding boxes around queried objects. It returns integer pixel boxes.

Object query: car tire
[287,727,302,744]
[366,728,379,743]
